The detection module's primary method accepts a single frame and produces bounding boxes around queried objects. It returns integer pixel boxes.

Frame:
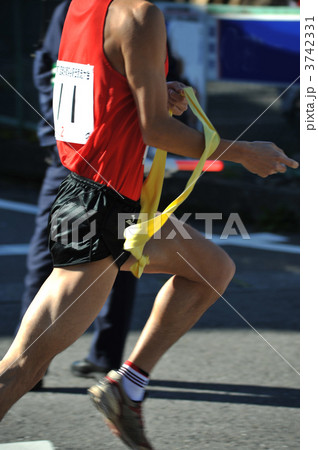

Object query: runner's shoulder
[132,0,164,25]
[114,0,165,36]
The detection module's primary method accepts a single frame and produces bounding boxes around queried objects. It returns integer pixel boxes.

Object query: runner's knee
[205,251,235,296]
[219,253,236,291]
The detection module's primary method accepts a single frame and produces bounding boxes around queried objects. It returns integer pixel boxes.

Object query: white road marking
[0,244,30,256]
[0,441,54,449]
[0,198,38,214]
[207,232,300,254]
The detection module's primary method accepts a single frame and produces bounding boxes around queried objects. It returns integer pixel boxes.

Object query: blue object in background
[219,19,300,84]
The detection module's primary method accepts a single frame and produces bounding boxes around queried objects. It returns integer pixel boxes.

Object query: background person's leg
[18,162,70,323]
[0,256,118,420]
[85,271,137,370]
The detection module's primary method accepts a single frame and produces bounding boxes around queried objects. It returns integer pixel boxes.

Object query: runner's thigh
[121,215,234,284]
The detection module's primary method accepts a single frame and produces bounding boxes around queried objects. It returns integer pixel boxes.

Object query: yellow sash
[123,87,220,278]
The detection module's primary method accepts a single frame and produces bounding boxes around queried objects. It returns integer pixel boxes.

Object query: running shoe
[88,370,153,449]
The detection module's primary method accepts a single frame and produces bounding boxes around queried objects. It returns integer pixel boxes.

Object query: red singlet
[55,0,168,200]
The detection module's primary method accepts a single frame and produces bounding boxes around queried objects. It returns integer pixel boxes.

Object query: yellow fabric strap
[123,86,220,278]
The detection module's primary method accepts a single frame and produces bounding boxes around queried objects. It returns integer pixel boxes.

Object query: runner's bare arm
[113,1,299,177]
[116,3,205,153]
[212,139,299,178]
[161,80,299,176]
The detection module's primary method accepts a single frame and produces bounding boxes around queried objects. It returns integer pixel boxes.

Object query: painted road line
[0,244,30,256]
[207,232,300,254]
[0,198,38,214]
[0,441,54,449]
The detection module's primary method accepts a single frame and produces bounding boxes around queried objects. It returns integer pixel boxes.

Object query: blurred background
[0,0,300,232]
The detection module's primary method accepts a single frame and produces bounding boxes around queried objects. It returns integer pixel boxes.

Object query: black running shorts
[48,172,140,268]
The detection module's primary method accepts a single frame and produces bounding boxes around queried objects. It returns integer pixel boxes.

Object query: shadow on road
[148,380,300,408]
[34,380,299,409]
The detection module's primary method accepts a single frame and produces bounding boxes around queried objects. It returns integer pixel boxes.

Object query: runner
[0,0,298,448]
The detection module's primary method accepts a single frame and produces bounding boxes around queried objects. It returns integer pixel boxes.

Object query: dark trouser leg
[18,160,70,326]
[86,271,137,369]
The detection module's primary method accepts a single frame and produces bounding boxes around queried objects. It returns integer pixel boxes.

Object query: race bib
[53,61,94,145]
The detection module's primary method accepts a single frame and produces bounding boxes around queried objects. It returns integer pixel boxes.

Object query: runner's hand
[239,141,299,178]
[167,81,188,116]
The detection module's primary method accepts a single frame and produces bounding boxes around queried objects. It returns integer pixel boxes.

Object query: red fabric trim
[125,360,149,378]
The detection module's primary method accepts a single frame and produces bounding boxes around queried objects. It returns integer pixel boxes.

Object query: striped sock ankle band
[118,360,149,401]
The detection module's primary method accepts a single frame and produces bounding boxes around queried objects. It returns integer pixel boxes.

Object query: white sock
[118,360,149,402]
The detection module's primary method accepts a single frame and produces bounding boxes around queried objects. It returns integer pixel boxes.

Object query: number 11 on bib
[53,61,94,145]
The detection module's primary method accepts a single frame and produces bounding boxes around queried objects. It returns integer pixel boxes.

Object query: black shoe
[70,359,109,378]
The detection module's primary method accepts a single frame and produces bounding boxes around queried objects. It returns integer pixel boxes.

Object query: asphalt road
[0,179,299,450]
